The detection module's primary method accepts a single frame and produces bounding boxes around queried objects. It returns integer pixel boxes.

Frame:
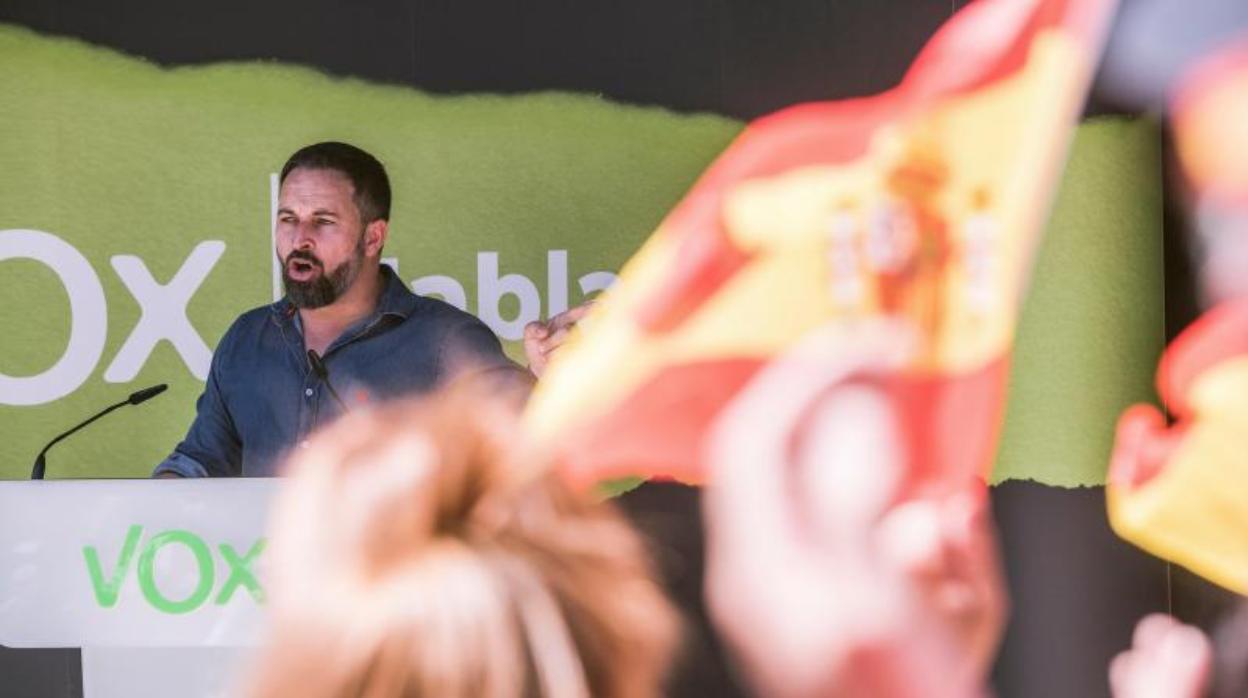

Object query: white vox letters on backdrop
[0,229,223,406]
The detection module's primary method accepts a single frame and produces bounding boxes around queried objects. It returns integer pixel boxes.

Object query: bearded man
[155,141,568,477]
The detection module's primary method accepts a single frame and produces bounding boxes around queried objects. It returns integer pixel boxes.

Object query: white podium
[0,479,278,697]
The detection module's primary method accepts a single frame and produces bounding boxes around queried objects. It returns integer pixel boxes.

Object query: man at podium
[155,142,539,478]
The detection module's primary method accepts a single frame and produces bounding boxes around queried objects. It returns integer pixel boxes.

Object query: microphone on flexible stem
[31,384,168,480]
[307,350,350,413]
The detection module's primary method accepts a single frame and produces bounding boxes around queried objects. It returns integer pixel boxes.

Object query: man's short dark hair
[280,142,391,223]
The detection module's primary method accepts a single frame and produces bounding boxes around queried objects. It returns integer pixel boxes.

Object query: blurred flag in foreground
[526,0,1117,489]
[1108,41,1248,595]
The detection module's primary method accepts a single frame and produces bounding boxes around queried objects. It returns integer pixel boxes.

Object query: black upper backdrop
[2,1,1241,697]
[9,0,1226,116]
[3,0,956,119]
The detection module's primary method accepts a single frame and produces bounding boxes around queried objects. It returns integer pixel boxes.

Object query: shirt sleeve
[152,327,243,478]
[436,314,532,388]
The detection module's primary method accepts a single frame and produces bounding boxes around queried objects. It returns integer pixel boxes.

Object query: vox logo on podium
[82,525,266,614]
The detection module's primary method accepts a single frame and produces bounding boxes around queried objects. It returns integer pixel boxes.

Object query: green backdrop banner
[993,118,1164,487]
[0,25,1160,485]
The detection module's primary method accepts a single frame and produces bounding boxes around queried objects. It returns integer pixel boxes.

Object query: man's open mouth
[287,258,322,281]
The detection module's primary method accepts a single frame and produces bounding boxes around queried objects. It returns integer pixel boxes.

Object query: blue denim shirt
[154,266,519,477]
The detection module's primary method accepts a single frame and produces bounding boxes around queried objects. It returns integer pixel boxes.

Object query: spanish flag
[1107,41,1248,595]
[526,0,1117,488]
[1107,300,1248,595]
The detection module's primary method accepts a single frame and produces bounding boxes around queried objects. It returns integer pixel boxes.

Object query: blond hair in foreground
[247,385,678,698]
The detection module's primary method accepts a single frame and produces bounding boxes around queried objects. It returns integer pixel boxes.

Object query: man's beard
[281,238,365,309]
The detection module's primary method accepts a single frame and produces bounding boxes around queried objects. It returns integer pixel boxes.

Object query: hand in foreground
[703,322,1006,698]
[1110,614,1212,698]
[523,301,594,377]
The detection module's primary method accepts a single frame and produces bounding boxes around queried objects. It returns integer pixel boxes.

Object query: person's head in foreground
[247,384,678,698]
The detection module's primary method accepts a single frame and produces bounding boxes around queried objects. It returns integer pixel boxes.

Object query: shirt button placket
[300,382,318,439]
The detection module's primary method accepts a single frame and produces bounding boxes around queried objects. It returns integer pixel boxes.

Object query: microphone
[31,384,168,480]
[128,384,167,405]
[307,350,350,413]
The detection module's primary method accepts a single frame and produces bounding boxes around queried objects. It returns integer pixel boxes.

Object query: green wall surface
[992,118,1164,487]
